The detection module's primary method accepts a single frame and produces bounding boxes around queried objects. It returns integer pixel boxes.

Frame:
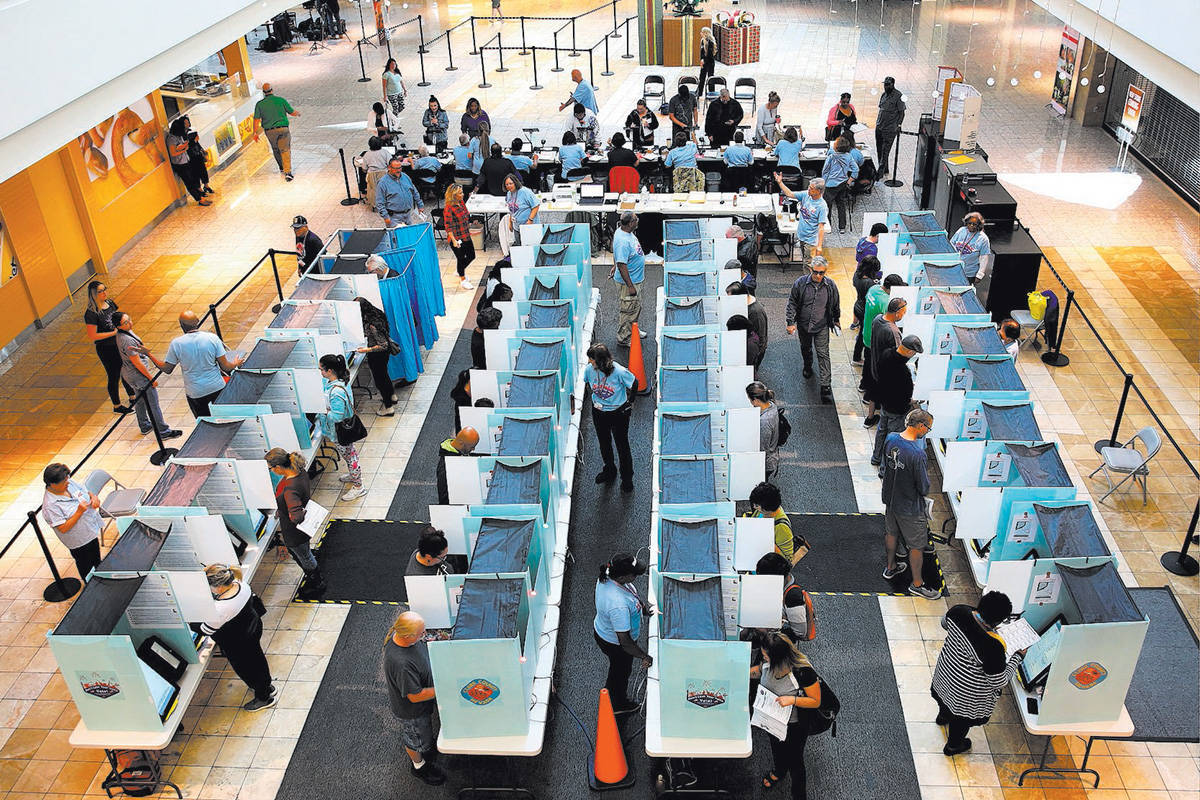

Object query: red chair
[608,166,641,193]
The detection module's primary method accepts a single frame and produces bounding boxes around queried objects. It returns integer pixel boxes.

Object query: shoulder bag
[331,385,368,445]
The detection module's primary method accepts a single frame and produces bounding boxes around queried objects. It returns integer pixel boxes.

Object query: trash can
[470,222,485,251]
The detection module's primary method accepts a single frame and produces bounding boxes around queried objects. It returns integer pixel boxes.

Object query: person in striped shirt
[930,592,1027,756]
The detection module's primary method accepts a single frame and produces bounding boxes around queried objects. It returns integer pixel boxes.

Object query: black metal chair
[721,166,753,193]
[733,77,757,112]
[644,74,667,110]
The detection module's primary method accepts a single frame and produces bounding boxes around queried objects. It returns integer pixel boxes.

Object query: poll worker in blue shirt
[774,172,828,271]
[558,131,586,180]
[610,212,646,348]
[950,212,992,282]
[723,130,754,167]
[584,343,639,492]
[502,173,540,254]
[771,126,805,169]
[560,69,600,115]
[508,138,536,176]
[821,136,860,234]
[592,552,650,712]
[453,133,473,172]
[411,146,441,184]
[375,157,422,227]
[881,407,941,599]
[664,132,698,169]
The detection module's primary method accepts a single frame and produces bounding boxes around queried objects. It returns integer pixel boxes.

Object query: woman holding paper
[265,448,326,600]
[752,633,821,798]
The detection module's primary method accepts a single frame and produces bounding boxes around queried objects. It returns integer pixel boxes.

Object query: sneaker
[285,172,295,182]
[612,700,641,716]
[161,429,183,440]
[838,228,848,235]
[460,278,474,290]
[595,467,617,485]
[243,693,278,712]
[882,564,906,580]
[337,473,355,483]
[639,329,648,339]
[410,762,447,786]
[909,584,943,600]
[203,186,215,195]
[863,414,880,428]
[820,390,833,405]
[340,485,368,502]
[378,405,396,416]
[197,199,212,206]
[851,357,864,366]
[113,405,132,414]
[942,738,972,757]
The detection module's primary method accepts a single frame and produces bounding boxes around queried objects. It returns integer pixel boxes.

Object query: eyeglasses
[811,270,827,276]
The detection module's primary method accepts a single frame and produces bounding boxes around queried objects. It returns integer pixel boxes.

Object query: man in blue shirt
[452,133,473,173]
[375,157,422,227]
[411,146,441,184]
[723,130,754,167]
[610,212,646,347]
[508,138,536,176]
[881,408,940,599]
[154,310,244,417]
[775,173,829,273]
[560,69,599,115]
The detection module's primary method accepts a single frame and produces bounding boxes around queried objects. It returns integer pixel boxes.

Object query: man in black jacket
[704,89,743,147]
[475,143,517,196]
[872,334,922,468]
[784,257,841,403]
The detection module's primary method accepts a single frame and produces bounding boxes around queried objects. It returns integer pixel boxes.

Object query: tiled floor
[0,0,1195,798]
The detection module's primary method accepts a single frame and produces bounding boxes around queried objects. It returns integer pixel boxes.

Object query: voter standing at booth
[199,564,276,711]
[384,610,446,786]
[41,463,103,581]
[265,448,326,600]
[950,212,993,283]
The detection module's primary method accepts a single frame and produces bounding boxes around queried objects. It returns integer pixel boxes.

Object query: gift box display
[715,12,759,65]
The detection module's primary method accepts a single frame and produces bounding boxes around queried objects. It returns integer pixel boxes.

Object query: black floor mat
[1126,587,1200,741]
[791,513,945,595]
[303,519,435,603]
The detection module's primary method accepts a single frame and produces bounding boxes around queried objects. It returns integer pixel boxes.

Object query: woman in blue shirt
[664,131,699,169]
[559,131,586,180]
[318,354,366,502]
[772,126,805,169]
[584,343,638,490]
[504,173,540,249]
[592,552,650,713]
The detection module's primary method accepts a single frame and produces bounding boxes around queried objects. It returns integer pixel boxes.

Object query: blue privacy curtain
[379,223,446,349]
[377,254,423,382]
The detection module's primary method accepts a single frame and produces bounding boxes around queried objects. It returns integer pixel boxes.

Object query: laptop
[578,183,606,205]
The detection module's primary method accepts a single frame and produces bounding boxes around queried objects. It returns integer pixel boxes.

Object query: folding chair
[677,75,699,96]
[1089,427,1161,506]
[82,469,145,546]
[643,74,667,109]
[733,77,757,112]
[565,166,591,183]
[1010,309,1046,351]
[705,76,727,106]
[608,166,641,193]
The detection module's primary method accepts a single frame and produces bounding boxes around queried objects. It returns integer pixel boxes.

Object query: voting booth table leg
[1019,735,1101,788]
[457,756,535,800]
[100,748,182,798]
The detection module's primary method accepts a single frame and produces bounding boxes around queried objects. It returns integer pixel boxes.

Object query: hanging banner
[1121,85,1144,133]
[1050,25,1080,115]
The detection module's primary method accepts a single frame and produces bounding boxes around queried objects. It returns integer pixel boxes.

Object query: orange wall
[25,153,91,283]
[0,170,72,319]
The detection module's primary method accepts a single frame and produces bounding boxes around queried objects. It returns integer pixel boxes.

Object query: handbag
[387,338,402,356]
[331,385,368,445]
[251,593,267,617]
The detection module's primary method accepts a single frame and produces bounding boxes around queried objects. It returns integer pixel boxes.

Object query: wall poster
[73,97,166,209]
[1051,25,1080,115]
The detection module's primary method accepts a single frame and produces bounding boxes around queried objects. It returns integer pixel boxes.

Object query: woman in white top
[367,102,401,145]
[199,565,276,711]
[382,58,407,122]
[747,381,782,483]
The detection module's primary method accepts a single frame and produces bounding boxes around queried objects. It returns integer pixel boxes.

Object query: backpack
[806,674,841,737]
[776,407,792,446]
[783,585,816,641]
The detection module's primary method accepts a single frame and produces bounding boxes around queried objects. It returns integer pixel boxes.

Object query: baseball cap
[901,334,924,353]
[291,215,308,229]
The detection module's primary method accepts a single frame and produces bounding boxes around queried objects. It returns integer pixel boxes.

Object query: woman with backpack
[747,381,783,483]
[753,632,824,798]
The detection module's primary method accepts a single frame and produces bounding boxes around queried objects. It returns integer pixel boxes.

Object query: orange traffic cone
[588,689,636,790]
[628,322,652,396]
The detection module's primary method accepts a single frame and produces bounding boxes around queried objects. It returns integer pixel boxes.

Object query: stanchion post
[208,303,223,340]
[530,47,543,89]
[338,148,360,207]
[1094,372,1133,453]
[1041,290,1073,367]
[269,250,285,313]
[622,17,634,58]
[477,40,492,87]
[417,45,430,86]
[1160,500,1200,577]
[519,17,529,54]
[496,33,508,72]
[570,18,579,56]
[144,386,179,466]
[417,14,428,53]
[883,130,905,187]
[469,16,479,54]
[445,30,458,70]
[602,36,613,76]
[552,31,563,71]
[588,47,594,84]
[356,40,371,82]
[611,0,621,37]
[27,514,81,603]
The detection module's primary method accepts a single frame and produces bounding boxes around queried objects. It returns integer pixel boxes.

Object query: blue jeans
[132,384,170,434]
[287,542,318,574]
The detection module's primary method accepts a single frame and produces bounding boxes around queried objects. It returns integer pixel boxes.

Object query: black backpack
[806,673,841,737]
[776,407,792,447]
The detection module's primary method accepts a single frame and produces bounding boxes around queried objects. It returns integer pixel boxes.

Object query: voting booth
[991,500,1115,566]
[654,404,760,456]
[658,294,747,330]
[241,333,343,374]
[484,331,578,390]
[490,300,584,350]
[662,237,738,267]
[664,218,733,240]
[291,273,382,308]
[139,458,274,543]
[659,365,755,408]
[457,409,570,492]
[211,369,326,448]
[663,266,743,300]
[267,299,366,354]
[913,354,1024,401]
[660,328,748,368]
[928,395,1040,445]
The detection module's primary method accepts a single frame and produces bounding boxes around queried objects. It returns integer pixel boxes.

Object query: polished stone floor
[0,0,1194,798]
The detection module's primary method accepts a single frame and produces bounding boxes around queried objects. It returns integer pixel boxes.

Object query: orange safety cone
[627,322,653,396]
[588,689,636,790]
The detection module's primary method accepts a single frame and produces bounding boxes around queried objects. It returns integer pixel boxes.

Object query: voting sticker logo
[1069,662,1107,690]
[461,678,500,706]
[685,679,729,709]
[78,671,121,699]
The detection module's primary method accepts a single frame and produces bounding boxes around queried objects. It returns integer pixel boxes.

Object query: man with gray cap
[872,334,922,467]
[874,77,906,179]
[151,311,245,418]
[785,256,840,404]
[726,225,758,278]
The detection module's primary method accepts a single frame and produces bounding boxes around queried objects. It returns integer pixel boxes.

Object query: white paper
[296,499,330,539]
[751,684,791,741]
[996,618,1040,655]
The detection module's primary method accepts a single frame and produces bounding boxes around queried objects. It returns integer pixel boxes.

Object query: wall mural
[74,97,166,208]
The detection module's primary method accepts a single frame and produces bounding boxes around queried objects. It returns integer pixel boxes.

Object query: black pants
[366,349,396,407]
[187,390,223,419]
[217,617,273,700]
[592,405,632,480]
[825,182,849,231]
[875,128,898,176]
[190,157,210,187]
[69,539,101,581]
[768,720,810,800]
[697,65,713,96]
[96,344,129,406]
[171,162,204,201]
[593,631,634,706]
[853,327,865,363]
[932,690,980,748]
[452,237,476,277]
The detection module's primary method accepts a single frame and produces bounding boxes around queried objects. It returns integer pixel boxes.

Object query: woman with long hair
[584,344,637,492]
[468,123,491,176]
[697,27,717,99]
[84,280,131,414]
[755,632,822,798]
[449,369,472,431]
[747,381,781,482]
[318,354,367,501]
[354,297,398,415]
[851,255,881,367]
[199,564,276,711]
[771,126,805,170]
[166,117,209,205]
[443,184,475,289]
[184,118,213,196]
[422,95,450,153]
[382,58,407,123]
[264,449,326,599]
[592,553,650,714]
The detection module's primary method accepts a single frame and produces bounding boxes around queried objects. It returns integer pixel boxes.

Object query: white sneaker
[340,486,368,502]
[460,278,474,290]
[378,405,396,416]
[639,329,648,338]
[337,473,354,483]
